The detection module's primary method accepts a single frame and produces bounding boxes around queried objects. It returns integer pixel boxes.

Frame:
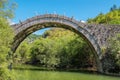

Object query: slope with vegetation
[87,5,120,24]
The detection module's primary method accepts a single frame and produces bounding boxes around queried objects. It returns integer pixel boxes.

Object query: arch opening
[11,14,103,72]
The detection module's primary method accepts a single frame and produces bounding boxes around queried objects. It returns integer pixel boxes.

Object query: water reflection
[15,69,120,80]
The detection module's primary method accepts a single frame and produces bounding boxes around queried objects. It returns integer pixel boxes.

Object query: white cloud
[7,19,15,25]
[80,20,86,23]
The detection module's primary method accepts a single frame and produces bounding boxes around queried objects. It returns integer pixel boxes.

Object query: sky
[12,0,120,35]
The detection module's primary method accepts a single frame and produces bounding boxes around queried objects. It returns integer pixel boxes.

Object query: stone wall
[86,24,120,47]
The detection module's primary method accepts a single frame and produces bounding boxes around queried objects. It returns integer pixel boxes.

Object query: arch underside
[12,16,103,72]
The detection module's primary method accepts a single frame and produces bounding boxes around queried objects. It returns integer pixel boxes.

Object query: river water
[15,69,120,80]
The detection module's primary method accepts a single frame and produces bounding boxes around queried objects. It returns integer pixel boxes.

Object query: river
[15,69,120,80]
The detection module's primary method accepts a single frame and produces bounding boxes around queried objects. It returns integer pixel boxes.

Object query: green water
[15,70,120,80]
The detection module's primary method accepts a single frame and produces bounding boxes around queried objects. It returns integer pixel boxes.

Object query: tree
[0,17,14,80]
[102,34,120,73]
[30,38,61,68]
[110,4,117,11]
[0,0,16,79]
[108,34,120,67]
[28,28,96,70]
[14,41,31,64]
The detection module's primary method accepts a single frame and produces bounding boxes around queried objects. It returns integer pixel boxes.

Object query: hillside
[87,5,120,24]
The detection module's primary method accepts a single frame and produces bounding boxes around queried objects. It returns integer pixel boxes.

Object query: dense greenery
[107,34,120,73]
[87,5,120,24]
[13,34,40,64]
[15,28,96,70]
[101,34,120,73]
[0,0,16,80]
[0,16,15,80]
[109,34,120,66]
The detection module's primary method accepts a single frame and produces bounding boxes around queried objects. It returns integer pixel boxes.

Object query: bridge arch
[11,14,103,72]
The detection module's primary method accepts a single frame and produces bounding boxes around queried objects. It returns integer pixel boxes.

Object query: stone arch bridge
[11,14,120,73]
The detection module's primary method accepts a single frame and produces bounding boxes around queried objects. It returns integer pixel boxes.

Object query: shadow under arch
[11,14,103,73]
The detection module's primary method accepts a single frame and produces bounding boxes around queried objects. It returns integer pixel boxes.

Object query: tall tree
[0,17,14,80]
[0,0,16,80]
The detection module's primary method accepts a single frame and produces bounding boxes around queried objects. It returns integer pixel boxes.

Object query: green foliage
[30,38,60,68]
[0,17,14,80]
[108,34,120,66]
[87,5,120,24]
[0,0,16,79]
[0,17,14,62]
[14,41,30,64]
